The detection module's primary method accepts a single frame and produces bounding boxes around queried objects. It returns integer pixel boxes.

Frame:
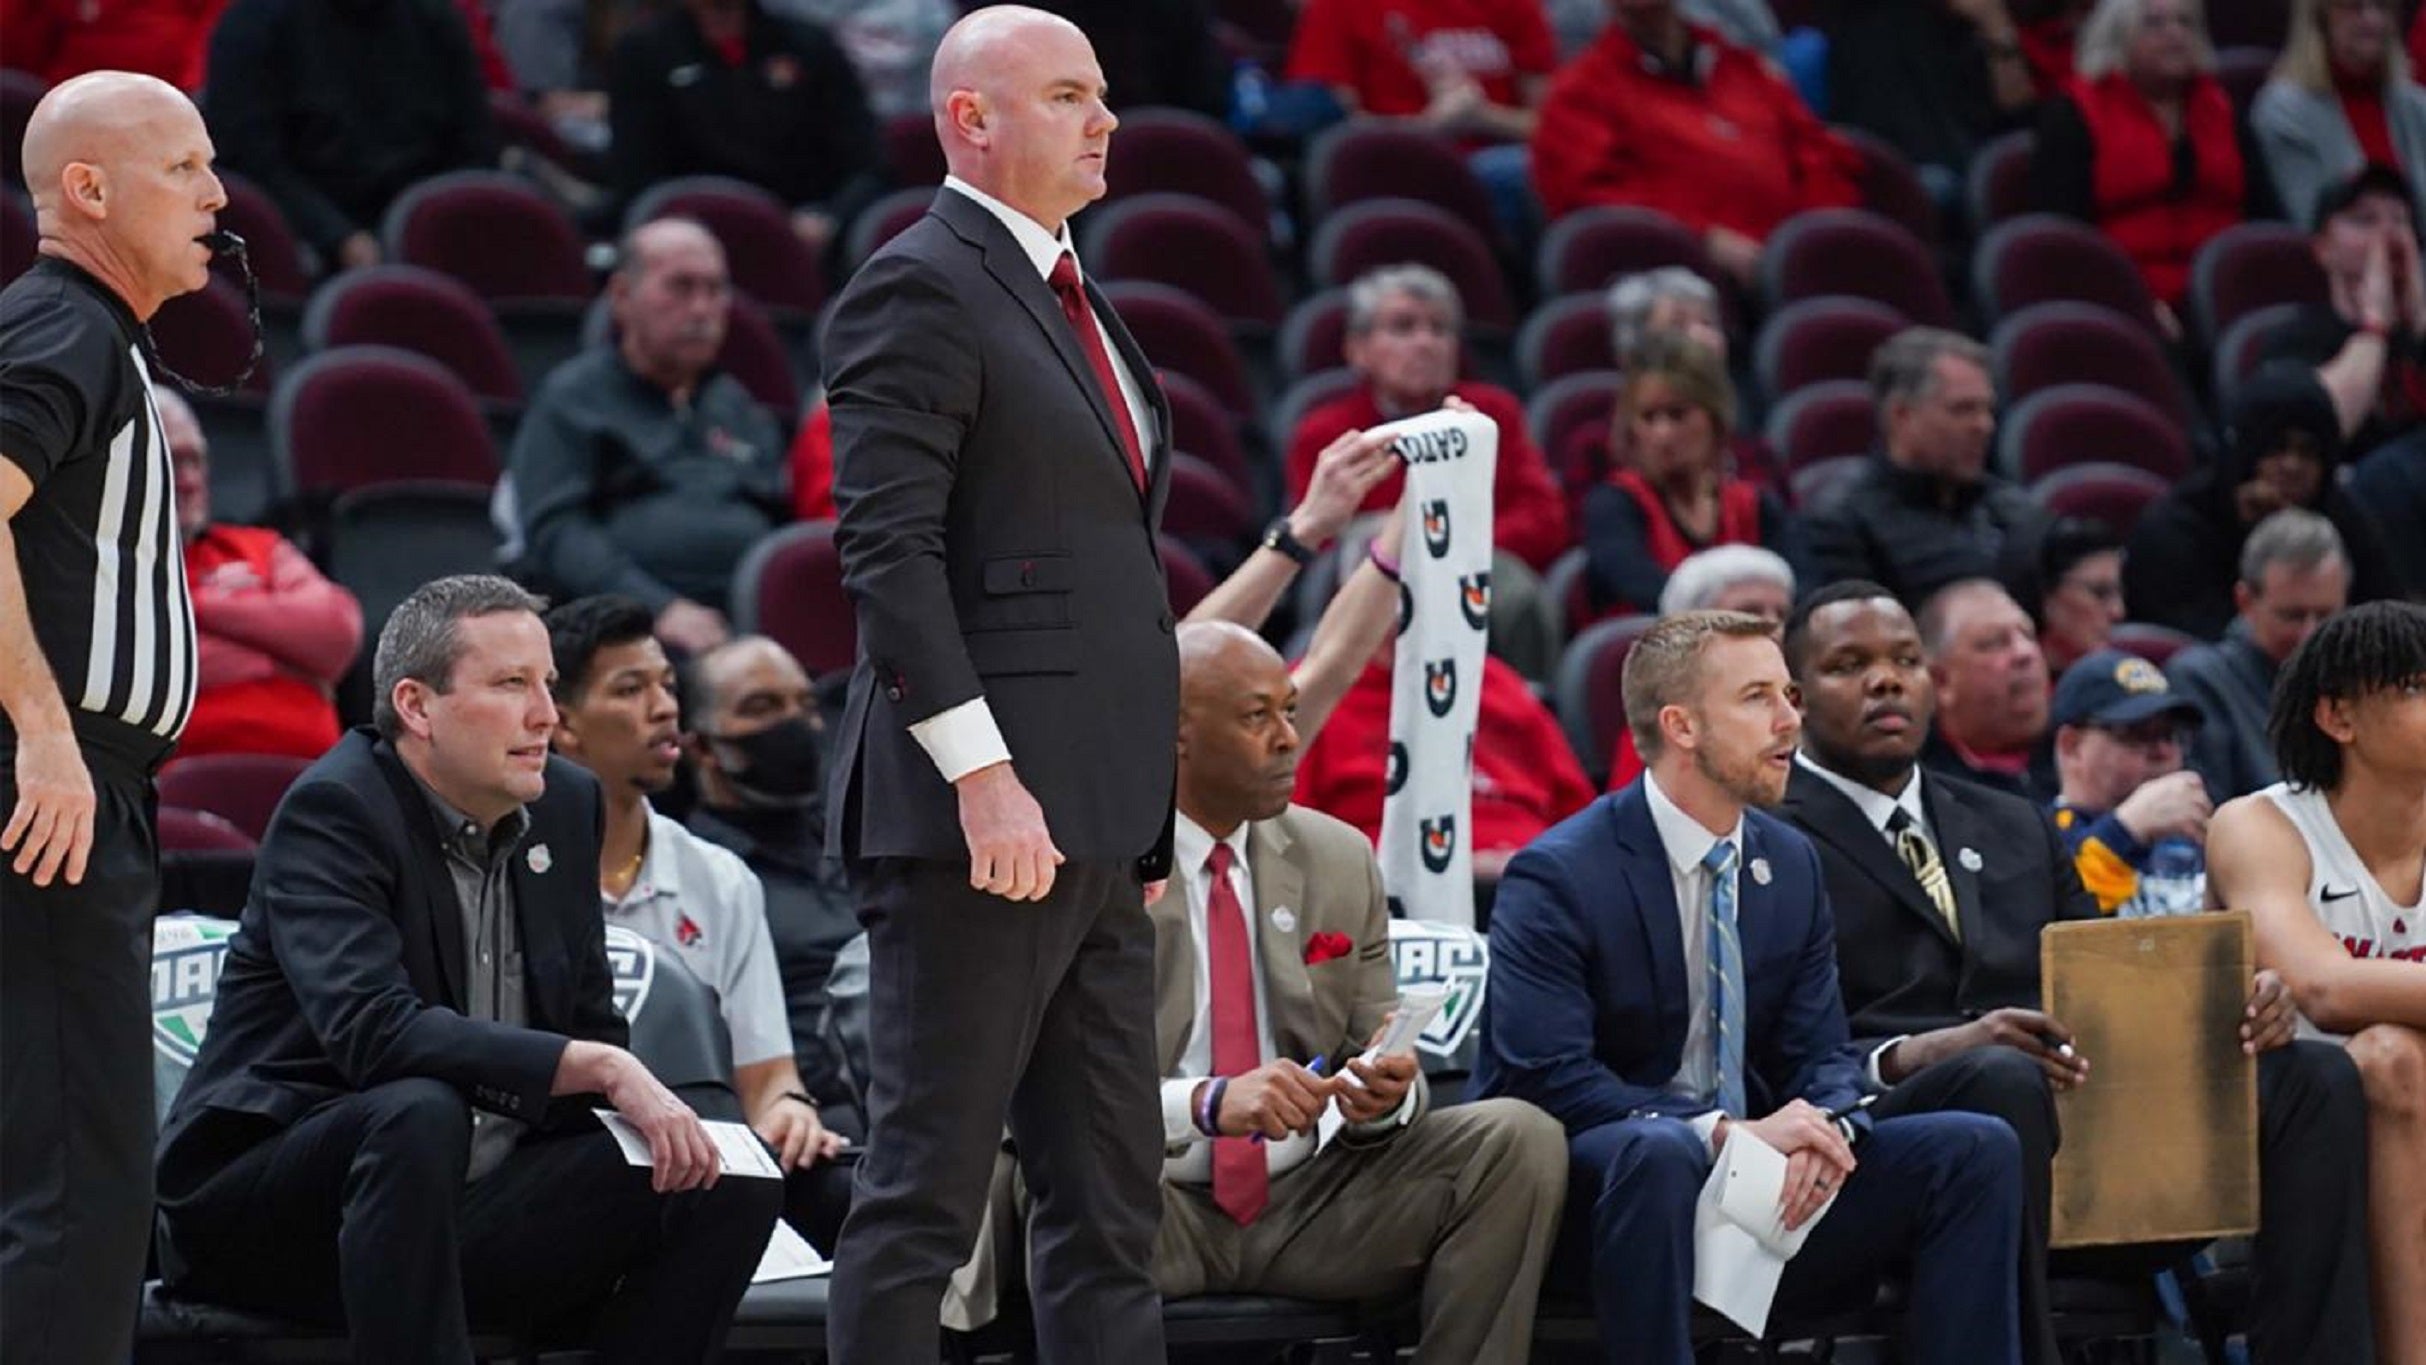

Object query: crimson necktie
[1203,842,1267,1225]
[1048,252,1146,492]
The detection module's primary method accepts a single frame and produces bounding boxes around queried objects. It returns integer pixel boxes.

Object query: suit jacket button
[884,684,904,702]
[1158,612,1174,633]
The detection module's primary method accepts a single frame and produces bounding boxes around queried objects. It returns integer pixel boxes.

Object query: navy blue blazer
[1474,780,1867,1136]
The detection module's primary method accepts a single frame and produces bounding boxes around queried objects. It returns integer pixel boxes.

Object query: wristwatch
[1260,516,1316,566]
[780,1090,819,1111]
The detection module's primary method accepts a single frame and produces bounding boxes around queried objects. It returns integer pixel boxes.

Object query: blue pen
[1250,1055,1329,1146]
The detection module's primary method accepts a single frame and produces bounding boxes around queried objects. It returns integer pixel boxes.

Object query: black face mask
[707,715,822,807]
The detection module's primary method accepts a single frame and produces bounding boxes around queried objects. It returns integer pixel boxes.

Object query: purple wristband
[1198,1077,1228,1137]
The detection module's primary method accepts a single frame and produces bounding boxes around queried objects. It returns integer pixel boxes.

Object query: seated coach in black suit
[155,574,780,1365]
[1774,580,2375,1365]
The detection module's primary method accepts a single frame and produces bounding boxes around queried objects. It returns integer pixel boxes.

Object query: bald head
[1178,621,1279,702]
[1175,622,1301,833]
[929,6,1115,231]
[18,69,223,319]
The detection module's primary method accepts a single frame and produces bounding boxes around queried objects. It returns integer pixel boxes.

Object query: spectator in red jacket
[2030,0,2276,321]
[1286,0,1558,144]
[1530,0,1861,285]
[0,0,227,89]
[1286,263,1570,676]
[164,388,362,761]
[1295,642,1595,879]
[1580,334,1807,615]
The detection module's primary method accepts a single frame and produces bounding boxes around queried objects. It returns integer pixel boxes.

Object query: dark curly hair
[2268,601,2426,790]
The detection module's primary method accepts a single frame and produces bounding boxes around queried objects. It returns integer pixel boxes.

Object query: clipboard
[2041,912,2259,1249]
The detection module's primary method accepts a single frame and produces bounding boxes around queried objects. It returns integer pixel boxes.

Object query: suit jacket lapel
[370,742,468,1010]
[1087,274,1172,511]
[1785,766,1957,948]
[1922,781,1989,947]
[932,190,1151,500]
[1611,792,1689,1039]
[1249,820,1317,1063]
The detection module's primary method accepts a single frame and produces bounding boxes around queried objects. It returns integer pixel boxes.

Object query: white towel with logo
[1375,410,1497,928]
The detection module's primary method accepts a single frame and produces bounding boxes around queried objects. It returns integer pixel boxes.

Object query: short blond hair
[1622,610,1781,758]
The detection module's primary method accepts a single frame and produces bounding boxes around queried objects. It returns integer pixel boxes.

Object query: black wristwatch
[1260,516,1316,566]
[780,1090,819,1111]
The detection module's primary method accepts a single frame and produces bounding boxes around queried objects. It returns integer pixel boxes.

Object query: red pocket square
[1303,932,1354,966]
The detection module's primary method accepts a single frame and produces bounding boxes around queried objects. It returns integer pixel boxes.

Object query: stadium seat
[1554,615,1658,787]
[1,190,30,287]
[1160,534,1215,614]
[2189,222,2329,349]
[1964,129,2036,234]
[382,171,590,390]
[1762,378,1878,471]
[271,346,499,501]
[1277,289,1351,386]
[1160,452,1256,546]
[1838,125,1939,244]
[1309,198,1515,330]
[1158,369,1257,502]
[1972,213,2161,330]
[1525,370,1619,466]
[149,276,278,398]
[1100,107,1268,232]
[214,174,314,306]
[883,111,946,187]
[1267,369,1362,459]
[625,174,827,317]
[1753,296,1907,405]
[158,808,257,854]
[1080,192,1286,330]
[1306,119,1500,247]
[1998,384,2192,483]
[2107,620,2202,668]
[843,186,934,274]
[1760,208,1955,326]
[1515,292,1620,393]
[157,754,313,843]
[486,89,604,184]
[0,68,42,189]
[302,264,523,407]
[1789,454,1870,514]
[2029,461,2174,536]
[1098,280,1259,417]
[1534,204,1709,298]
[1989,300,2194,427]
[323,480,503,723]
[2209,300,2305,401]
[731,520,854,680]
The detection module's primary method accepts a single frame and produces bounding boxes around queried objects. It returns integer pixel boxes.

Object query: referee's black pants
[0,751,157,1365]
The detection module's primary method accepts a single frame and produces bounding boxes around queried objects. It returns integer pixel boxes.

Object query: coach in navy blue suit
[1474,611,2023,1365]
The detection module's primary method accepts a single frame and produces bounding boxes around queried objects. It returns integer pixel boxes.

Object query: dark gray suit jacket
[819,187,1179,878]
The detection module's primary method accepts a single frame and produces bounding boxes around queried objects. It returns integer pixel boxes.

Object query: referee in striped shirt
[1,72,223,1364]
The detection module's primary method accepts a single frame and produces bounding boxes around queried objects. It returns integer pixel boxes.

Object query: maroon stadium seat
[158,807,258,854]
[1998,385,2191,483]
[1526,371,1620,465]
[882,112,945,187]
[1990,301,2194,427]
[1759,208,1954,326]
[1838,125,1939,244]
[149,277,277,397]
[1553,615,1658,786]
[1753,296,1907,405]
[1762,379,1879,471]
[1158,369,1255,499]
[1161,453,1255,545]
[1309,198,1515,330]
[0,191,31,288]
[215,174,313,304]
[843,187,934,274]
[382,171,590,302]
[1535,204,1712,299]
[1081,193,1286,330]
[1100,107,1268,232]
[1964,130,2036,234]
[157,754,315,843]
[2210,301,2305,402]
[1,69,42,190]
[2029,462,2173,537]
[271,345,498,499]
[1306,120,1500,246]
[626,175,826,316]
[303,264,523,406]
[1516,293,1620,393]
[2190,222,2329,349]
[731,520,854,679]
[1098,280,1258,416]
[1160,534,1216,615]
[1971,213,2160,330]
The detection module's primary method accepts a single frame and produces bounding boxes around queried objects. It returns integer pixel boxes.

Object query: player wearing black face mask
[702,713,824,808]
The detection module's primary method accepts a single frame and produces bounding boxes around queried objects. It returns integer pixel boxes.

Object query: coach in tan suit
[1149,621,1564,1363]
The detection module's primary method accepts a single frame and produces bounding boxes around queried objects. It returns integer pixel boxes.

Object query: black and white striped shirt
[1,257,197,771]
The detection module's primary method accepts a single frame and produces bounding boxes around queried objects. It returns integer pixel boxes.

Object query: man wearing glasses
[2047,649,2212,917]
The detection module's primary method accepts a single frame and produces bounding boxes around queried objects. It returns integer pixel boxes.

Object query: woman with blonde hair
[2032,0,2277,318]
[2254,0,2426,226]
[1580,333,1806,615]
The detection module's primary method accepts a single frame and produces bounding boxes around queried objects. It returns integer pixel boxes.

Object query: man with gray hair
[2168,508,2353,800]
[1807,326,2049,609]
[1657,543,1794,621]
[510,217,789,655]
[156,573,781,1365]
[1606,265,1727,367]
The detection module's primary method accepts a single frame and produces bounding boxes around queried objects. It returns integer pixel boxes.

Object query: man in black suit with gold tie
[1774,580,2375,1365]
[817,7,1179,1361]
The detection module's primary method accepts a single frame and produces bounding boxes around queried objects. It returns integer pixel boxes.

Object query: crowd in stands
[12,0,2426,1358]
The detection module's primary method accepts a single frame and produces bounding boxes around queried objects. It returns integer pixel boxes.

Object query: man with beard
[1476,610,2023,1365]
[681,634,864,1137]
[543,597,850,1238]
[1777,579,2374,1365]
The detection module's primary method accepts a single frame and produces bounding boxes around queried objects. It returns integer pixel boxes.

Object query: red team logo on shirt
[676,914,703,949]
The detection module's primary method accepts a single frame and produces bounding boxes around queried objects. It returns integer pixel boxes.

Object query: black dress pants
[0,756,157,1365]
[1879,1040,2375,1365]
[157,1077,781,1365]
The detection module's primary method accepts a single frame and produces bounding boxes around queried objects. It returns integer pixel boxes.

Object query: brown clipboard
[2041,912,2259,1249]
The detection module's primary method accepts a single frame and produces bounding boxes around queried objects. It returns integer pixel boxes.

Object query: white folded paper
[593,1109,786,1180]
[1691,1126,1839,1335]
[753,1218,832,1284]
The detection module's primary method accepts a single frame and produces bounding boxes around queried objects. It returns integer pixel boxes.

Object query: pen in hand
[1249,1055,1327,1146]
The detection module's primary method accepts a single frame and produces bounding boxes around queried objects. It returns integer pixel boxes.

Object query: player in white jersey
[2209,599,2426,1365]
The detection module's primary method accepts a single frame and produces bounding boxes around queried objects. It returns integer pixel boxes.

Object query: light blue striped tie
[1704,841,1747,1119]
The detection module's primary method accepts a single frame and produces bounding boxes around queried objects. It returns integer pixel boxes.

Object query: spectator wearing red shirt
[1581,335,1806,616]
[1287,0,1558,143]
[1295,644,1594,879]
[0,0,226,90]
[1530,0,1860,285]
[2254,0,2426,230]
[2030,0,2275,320]
[162,389,362,762]
[1285,264,1570,675]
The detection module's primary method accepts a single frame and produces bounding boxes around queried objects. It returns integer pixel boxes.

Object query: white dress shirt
[1157,813,1318,1182]
[904,175,1159,784]
[1793,751,1931,1089]
[1641,773,1742,1153]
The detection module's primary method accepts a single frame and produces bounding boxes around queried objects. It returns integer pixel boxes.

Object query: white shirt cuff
[1689,1110,1726,1159]
[1865,1037,1908,1093]
[1161,1077,1206,1146]
[908,697,1012,783]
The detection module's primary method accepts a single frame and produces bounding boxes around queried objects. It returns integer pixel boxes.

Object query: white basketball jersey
[2261,783,2426,1039]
